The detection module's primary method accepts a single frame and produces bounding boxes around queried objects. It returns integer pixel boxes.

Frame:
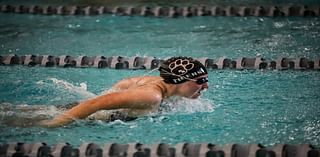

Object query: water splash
[48,77,96,98]
[159,96,215,114]
[273,22,285,28]
[0,103,62,127]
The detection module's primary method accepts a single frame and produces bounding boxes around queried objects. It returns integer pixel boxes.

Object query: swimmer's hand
[37,119,63,128]
[37,116,75,128]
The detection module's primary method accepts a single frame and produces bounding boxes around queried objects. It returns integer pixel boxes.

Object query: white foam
[0,103,61,120]
[33,105,61,117]
[274,22,285,28]
[48,78,96,98]
[160,97,215,114]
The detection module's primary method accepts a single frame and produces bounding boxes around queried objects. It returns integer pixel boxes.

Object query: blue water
[1,14,320,59]
[0,13,320,147]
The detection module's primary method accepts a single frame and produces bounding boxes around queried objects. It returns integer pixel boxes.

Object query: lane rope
[1,54,319,70]
[0,142,318,157]
[0,5,319,17]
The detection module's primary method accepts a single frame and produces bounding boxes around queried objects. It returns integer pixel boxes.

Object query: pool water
[0,12,319,147]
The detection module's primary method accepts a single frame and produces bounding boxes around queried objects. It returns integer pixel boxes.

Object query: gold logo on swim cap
[168,59,194,75]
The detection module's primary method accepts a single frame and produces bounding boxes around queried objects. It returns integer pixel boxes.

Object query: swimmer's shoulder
[137,76,167,97]
[128,75,162,80]
[112,76,163,90]
[123,76,162,83]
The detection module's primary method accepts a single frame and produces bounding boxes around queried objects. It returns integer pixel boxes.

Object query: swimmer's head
[159,56,208,84]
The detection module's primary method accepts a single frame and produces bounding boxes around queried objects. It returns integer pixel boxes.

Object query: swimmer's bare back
[111,76,164,91]
[39,76,165,127]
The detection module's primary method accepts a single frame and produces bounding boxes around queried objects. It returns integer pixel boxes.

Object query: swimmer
[39,56,209,127]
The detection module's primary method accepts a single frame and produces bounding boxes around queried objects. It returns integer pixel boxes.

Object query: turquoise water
[0,13,320,147]
[1,14,320,59]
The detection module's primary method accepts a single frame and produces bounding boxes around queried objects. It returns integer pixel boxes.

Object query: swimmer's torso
[89,76,167,121]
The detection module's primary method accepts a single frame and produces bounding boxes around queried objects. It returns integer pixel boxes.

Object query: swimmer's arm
[39,89,162,128]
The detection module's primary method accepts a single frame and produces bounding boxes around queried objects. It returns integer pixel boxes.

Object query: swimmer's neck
[162,83,181,98]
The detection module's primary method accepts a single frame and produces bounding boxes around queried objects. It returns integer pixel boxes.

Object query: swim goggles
[192,77,208,85]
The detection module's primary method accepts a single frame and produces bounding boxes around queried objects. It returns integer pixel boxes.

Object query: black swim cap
[159,57,208,84]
